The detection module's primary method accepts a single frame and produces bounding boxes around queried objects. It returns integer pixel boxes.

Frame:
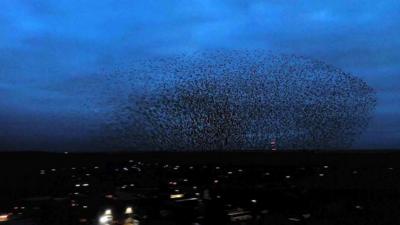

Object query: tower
[270,138,277,151]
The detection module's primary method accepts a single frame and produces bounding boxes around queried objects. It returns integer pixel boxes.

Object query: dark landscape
[1,151,400,225]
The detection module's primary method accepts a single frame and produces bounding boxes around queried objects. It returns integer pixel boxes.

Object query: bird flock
[99,50,376,151]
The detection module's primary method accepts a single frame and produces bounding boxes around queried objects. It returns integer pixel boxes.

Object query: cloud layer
[0,0,399,150]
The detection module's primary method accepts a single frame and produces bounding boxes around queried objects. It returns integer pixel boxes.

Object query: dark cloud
[0,0,399,150]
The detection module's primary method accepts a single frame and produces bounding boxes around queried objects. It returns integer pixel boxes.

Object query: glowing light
[125,207,133,214]
[99,209,112,224]
[99,215,112,224]
[0,214,9,222]
[104,209,112,215]
[170,194,184,199]
[251,199,257,203]
[105,194,113,199]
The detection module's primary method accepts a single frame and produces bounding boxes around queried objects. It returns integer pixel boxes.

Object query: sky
[0,0,399,151]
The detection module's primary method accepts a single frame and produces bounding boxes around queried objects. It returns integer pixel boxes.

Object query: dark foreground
[1,150,400,225]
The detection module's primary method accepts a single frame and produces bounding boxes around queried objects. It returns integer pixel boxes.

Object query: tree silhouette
[102,50,376,151]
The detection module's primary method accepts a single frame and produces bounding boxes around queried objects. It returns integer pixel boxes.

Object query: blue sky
[0,0,399,151]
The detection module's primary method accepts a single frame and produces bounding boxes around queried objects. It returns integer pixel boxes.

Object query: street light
[99,209,113,225]
[125,207,133,214]
[99,215,111,224]
[0,214,9,222]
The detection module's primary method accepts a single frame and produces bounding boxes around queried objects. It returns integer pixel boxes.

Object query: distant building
[226,208,252,223]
